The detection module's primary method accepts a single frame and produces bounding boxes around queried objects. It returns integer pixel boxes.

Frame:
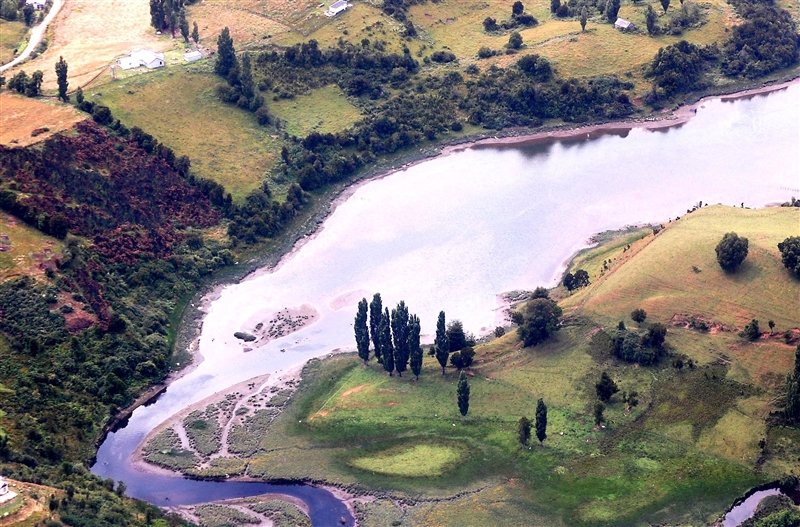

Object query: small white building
[25,0,46,10]
[325,0,351,17]
[614,18,635,31]
[117,49,166,70]
[184,50,202,63]
[0,476,8,495]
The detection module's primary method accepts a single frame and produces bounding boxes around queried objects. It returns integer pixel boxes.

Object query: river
[92,83,800,525]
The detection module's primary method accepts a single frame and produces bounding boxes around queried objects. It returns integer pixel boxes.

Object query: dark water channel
[92,84,800,526]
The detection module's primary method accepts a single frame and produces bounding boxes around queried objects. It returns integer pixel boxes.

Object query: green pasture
[270,85,363,137]
[93,68,283,202]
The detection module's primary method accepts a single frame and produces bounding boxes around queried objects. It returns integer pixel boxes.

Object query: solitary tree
[532,286,550,299]
[660,0,670,13]
[191,21,200,44]
[596,372,619,402]
[517,416,532,446]
[409,315,423,380]
[483,16,498,31]
[716,232,749,272]
[55,56,69,102]
[631,309,647,324]
[768,320,775,334]
[435,311,450,375]
[354,298,370,364]
[517,298,563,347]
[380,308,394,375]
[508,31,523,50]
[606,0,621,22]
[512,1,525,15]
[535,398,548,444]
[594,401,605,425]
[778,236,800,278]
[457,371,470,417]
[645,4,657,34]
[75,86,84,104]
[215,27,237,77]
[369,293,383,362]
[391,301,410,377]
[580,6,588,31]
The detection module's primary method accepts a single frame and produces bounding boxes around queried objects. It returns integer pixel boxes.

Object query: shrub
[517,298,562,347]
[631,308,647,324]
[740,319,760,341]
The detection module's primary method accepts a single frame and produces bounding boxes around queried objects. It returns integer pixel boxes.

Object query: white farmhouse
[325,0,352,17]
[117,49,166,70]
[25,0,46,10]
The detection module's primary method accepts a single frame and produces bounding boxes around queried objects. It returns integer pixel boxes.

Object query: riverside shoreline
[99,75,799,524]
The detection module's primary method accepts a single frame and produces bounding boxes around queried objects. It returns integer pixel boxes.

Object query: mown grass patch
[246,499,311,527]
[270,85,363,137]
[94,68,283,202]
[350,443,463,477]
[183,407,222,458]
[0,20,27,66]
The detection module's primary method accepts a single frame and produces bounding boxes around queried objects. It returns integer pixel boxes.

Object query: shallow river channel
[93,84,800,525]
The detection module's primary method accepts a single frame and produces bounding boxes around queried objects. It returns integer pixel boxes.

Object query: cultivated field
[159,205,800,526]
[0,91,84,147]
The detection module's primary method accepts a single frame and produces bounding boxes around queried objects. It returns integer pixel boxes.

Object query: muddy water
[92,83,800,525]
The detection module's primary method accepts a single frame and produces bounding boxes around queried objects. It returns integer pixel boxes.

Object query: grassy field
[187,205,800,527]
[0,20,27,66]
[0,210,62,283]
[94,67,283,202]
[270,84,363,137]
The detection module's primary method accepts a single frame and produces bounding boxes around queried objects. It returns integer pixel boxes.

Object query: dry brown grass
[0,210,63,283]
[8,0,170,90]
[189,0,293,48]
[0,91,84,146]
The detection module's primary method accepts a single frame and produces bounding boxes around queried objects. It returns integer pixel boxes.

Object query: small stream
[92,84,800,526]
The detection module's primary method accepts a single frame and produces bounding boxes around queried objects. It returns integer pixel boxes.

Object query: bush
[715,232,749,272]
[740,319,760,341]
[631,308,647,324]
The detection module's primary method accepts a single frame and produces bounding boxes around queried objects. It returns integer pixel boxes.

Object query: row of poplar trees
[354,294,424,379]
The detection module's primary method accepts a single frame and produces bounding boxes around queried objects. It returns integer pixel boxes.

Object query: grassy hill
[167,205,800,526]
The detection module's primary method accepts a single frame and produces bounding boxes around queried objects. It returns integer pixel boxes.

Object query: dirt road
[0,0,64,73]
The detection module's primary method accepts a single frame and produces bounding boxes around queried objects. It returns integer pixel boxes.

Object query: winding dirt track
[0,0,64,73]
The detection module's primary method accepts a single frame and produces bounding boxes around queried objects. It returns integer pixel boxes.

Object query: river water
[92,83,800,524]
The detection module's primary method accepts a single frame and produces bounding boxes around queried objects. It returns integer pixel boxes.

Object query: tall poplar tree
[535,398,548,444]
[369,293,383,362]
[55,56,68,102]
[354,298,370,364]
[191,21,200,44]
[380,308,394,376]
[391,301,410,377]
[179,8,190,42]
[215,27,237,77]
[409,315,423,380]
[435,311,450,375]
[457,371,470,417]
[786,344,800,422]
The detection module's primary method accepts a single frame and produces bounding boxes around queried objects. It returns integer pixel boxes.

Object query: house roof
[614,18,633,28]
[330,0,348,8]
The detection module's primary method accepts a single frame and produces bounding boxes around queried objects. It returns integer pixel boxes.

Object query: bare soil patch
[0,92,84,147]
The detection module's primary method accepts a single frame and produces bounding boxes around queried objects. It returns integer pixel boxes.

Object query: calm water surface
[93,84,800,524]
